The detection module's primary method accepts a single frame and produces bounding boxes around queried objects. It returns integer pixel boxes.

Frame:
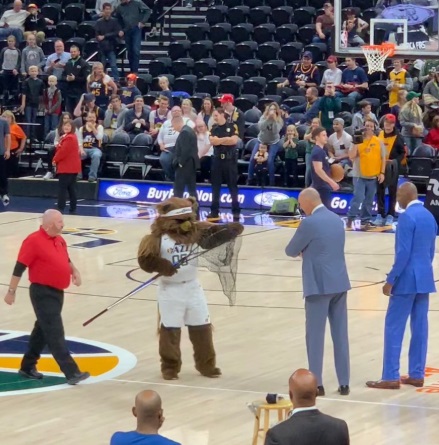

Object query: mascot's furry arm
[196,222,244,249]
[137,234,177,277]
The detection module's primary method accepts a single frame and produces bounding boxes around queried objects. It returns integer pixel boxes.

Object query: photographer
[318,82,341,133]
[346,119,386,231]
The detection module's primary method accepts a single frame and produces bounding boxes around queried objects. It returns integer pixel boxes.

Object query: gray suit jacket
[285,206,351,297]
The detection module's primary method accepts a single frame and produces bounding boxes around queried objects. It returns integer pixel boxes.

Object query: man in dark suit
[264,369,350,445]
[367,182,437,389]
[285,188,351,396]
[173,121,199,199]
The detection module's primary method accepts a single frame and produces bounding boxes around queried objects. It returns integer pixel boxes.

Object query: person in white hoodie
[320,55,342,87]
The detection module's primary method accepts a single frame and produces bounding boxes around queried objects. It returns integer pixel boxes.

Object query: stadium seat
[224,0,244,7]
[136,75,151,95]
[42,37,59,56]
[151,74,175,90]
[244,108,262,125]
[65,37,85,52]
[266,77,287,95]
[267,0,287,7]
[413,144,436,157]
[227,6,250,26]
[231,23,254,43]
[248,6,272,26]
[143,92,159,107]
[341,6,361,17]
[83,40,100,60]
[238,59,263,79]
[365,98,381,115]
[149,57,172,77]
[219,76,244,97]
[193,58,217,78]
[258,95,282,110]
[235,41,258,61]
[174,75,197,95]
[362,7,377,23]
[243,0,265,8]
[242,76,267,97]
[168,40,191,60]
[212,41,236,60]
[63,3,85,23]
[124,145,152,179]
[41,3,62,25]
[314,60,328,78]
[368,81,388,102]
[216,58,240,77]
[356,0,375,8]
[280,42,303,64]
[206,5,229,26]
[55,21,77,41]
[196,75,220,96]
[209,22,232,43]
[272,6,293,27]
[304,43,327,62]
[190,93,211,111]
[105,144,128,177]
[340,97,354,113]
[262,60,286,80]
[336,111,353,127]
[238,138,258,169]
[408,157,435,182]
[171,58,195,77]
[257,41,280,63]
[186,23,210,42]
[298,24,317,44]
[308,0,326,8]
[190,40,213,61]
[294,7,316,27]
[77,21,95,41]
[283,95,307,108]
[253,23,276,44]
[243,120,260,139]
[275,24,299,45]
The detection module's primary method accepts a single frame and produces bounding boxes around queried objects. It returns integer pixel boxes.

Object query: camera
[353,129,364,145]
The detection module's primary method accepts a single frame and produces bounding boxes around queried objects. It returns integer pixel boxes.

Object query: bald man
[286,188,351,396]
[367,183,437,389]
[3,210,89,385]
[265,369,349,445]
[111,390,181,445]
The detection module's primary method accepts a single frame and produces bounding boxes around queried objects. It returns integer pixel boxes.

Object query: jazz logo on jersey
[0,331,137,396]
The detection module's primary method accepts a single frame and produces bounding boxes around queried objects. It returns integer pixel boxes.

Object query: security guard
[208,107,240,220]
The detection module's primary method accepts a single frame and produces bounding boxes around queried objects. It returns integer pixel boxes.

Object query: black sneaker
[317,385,325,396]
[67,372,90,385]
[206,213,219,220]
[338,385,350,396]
[19,368,43,379]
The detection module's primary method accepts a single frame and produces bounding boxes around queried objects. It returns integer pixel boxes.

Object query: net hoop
[361,43,396,74]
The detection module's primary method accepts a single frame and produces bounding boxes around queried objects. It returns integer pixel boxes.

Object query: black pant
[377,178,398,218]
[316,187,332,210]
[57,173,77,212]
[173,160,197,198]
[64,93,81,115]
[210,157,240,215]
[255,162,268,186]
[47,147,55,172]
[0,155,7,195]
[2,70,18,96]
[284,158,298,187]
[21,284,80,379]
[199,155,211,183]
[6,151,20,178]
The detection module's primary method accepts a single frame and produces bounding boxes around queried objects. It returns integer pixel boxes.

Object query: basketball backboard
[334,1,439,60]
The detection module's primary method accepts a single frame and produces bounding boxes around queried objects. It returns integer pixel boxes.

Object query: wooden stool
[251,399,293,445]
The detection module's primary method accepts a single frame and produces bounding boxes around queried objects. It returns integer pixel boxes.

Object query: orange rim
[362,42,396,57]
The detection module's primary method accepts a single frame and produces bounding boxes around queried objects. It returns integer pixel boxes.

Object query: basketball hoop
[361,42,396,74]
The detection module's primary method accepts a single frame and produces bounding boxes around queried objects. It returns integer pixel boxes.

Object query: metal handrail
[158,0,180,41]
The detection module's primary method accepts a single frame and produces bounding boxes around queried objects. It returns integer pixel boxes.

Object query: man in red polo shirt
[4,209,90,385]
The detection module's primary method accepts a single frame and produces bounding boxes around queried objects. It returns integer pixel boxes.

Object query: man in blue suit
[285,188,351,396]
[367,182,437,389]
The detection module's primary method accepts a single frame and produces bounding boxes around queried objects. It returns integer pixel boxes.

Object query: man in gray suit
[285,188,351,396]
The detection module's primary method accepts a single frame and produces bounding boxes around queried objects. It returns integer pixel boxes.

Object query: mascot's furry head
[151,196,200,244]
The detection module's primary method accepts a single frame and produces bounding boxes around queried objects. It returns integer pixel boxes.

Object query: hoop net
[361,43,396,74]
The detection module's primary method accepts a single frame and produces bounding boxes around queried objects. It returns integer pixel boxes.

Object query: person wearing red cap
[320,56,342,88]
[120,73,142,108]
[372,114,406,227]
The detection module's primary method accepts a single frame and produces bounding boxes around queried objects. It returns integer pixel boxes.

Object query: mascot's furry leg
[188,324,221,378]
[159,325,182,380]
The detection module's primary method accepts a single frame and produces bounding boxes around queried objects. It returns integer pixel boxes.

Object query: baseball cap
[219,93,234,104]
[280,104,290,113]
[27,3,38,8]
[302,51,313,60]
[327,55,337,63]
[346,8,356,15]
[126,73,137,81]
[406,91,421,101]
[84,93,95,103]
[384,114,396,123]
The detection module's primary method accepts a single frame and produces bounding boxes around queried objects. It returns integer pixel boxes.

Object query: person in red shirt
[424,115,439,150]
[3,209,89,385]
[53,121,81,214]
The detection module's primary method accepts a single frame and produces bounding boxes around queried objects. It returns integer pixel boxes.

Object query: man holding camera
[346,119,386,231]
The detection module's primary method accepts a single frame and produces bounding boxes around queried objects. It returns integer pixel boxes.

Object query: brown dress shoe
[400,376,424,387]
[366,380,400,389]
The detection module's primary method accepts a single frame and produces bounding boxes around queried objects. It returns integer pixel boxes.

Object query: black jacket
[264,410,350,445]
[62,57,90,94]
[175,125,200,169]
[115,0,151,32]
[95,16,122,53]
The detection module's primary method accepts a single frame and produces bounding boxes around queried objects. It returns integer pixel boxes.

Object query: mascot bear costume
[138,197,243,380]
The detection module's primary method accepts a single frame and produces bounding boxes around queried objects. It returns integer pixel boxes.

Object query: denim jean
[305,152,312,187]
[44,114,59,136]
[159,147,175,181]
[81,148,102,180]
[347,177,377,223]
[125,26,142,73]
[247,141,281,186]
[0,27,23,43]
[404,136,422,155]
[25,106,38,139]
[335,90,363,109]
[102,51,119,81]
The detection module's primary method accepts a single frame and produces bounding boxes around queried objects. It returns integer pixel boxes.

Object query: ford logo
[106,185,140,200]
[254,192,290,207]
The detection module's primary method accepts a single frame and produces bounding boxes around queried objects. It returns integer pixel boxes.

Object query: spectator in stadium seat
[318,82,341,133]
[197,96,214,129]
[87,62,118,109]
[304,117,321,187]
[341,8,368,47]
[277,52,320,97]
[24,3,50,45]
[423,115,439,151]
[290,87,321,126]
[74,93,105,126]
[96,2,123,82]
[148,95,171,140]
[313,2,334,45]
[181,98,197,122]
[94,0,120,20]
[327,117,352,169]
[320,56,342,87]
[418,60,439,85]
[352,101,379,131]
[156,76,173,107]
[0,35,21,97]
[2,110,25,178]
[218,94,245,148]
[44,40,70,81]
[390,89,407,129]
[115,0,151,74]
[123,95,153,142]
[78,111,104,182]
[62,45,90,115]
[422,69,439,108]
[399,91,424,154]
[196,118,212,183]
[0,0,29,43]
[387,59,413,108]
[283,124,299,187]
[336,57,368,106]
[103,94,127,140]
[120,73,142,108]
[21,33,44,75]
[247,102,284,186]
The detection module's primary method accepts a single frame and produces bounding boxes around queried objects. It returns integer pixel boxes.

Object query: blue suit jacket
[285,206,351,297]
[387,202,437,294]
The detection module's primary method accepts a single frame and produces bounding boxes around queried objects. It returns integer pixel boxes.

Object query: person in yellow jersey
[346,119,386,231]
[386,59,413,108]
[372,114,406,227]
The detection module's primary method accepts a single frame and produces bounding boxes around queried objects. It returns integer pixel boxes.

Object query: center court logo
[254,192,289,207]
[0,331,137,396]
[106,184,140,200]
